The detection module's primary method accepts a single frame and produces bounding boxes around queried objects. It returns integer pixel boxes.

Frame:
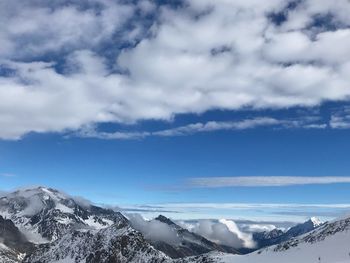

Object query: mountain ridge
[0,186,344,263]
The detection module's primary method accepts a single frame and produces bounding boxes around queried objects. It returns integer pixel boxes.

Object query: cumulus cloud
[127,213,180,245]
[0,0,134,59]
[188,176,350,188]
[186,219,255,248]
[1,0,350,139]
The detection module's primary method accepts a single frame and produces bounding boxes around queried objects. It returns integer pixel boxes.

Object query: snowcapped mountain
[284,217,323,237]
[0,186,348,263]
[181,216,350,263]
[23,221,170,263]
[0,187,171,263]
[150,215,239,258]
[253,217,323,249]
[0,187,125,243]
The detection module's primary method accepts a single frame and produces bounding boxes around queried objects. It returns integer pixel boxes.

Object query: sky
[1,0,350,222]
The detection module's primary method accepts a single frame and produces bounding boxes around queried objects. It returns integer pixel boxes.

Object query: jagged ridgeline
[0,187,349,263]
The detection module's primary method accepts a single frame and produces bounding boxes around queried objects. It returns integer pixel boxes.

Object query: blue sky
[2,0,350,222]
[2,107,350,221]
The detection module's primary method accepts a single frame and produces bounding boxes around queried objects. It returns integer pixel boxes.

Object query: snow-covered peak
[7,186,71,204]
[309,217,322,227]
[0,187,126,243]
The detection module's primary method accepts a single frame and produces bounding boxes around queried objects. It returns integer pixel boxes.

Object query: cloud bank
[188,176,350,188]
[184,219,255,248]
[122,202,350,222]
[1,0,350,139]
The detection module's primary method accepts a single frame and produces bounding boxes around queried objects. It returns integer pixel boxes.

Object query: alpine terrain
[0,187,349,263]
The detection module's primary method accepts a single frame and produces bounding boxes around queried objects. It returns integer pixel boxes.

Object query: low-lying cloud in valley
[127,214,181,245]
[180,219,256,248]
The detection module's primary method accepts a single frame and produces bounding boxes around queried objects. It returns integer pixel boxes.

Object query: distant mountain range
[0,186,348,263]
[252,216,323,249]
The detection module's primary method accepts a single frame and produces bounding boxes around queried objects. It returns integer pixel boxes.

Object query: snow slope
[185,216,350,263]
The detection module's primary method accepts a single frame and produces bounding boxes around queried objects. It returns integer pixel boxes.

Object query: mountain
[253,217,323,249]
[179,216,350,263]
[0,187,126,243]
[0,187,170,262]
[150,215,239,258]
[0,215,34,263]
[0,244,20,263]
[284,217,323,237]
[1,186,345,263]
[23,221,170,263]
[0,187,239,263]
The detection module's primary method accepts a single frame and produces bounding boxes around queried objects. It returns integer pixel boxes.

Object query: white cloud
[125,203,350,211]
[1,0,350,139]
[127,213,180,245]
[19,195,45,217]
[0,0,134,58]
[76,116,326,139]
[0,173,15,177]
[122,202,350,222]
[128,213,256,248]
[330,106,350,128]
[187,219,255,248]
[188,176,350,188]
[239,223,277,233]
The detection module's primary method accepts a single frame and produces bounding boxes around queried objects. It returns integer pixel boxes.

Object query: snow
[310,217,323,227]
[84,216,113,229]
[56,217,72,225]
[0,243,10,251]
[2,187,349,263]
[214,230,350,263]
[195,217,350,263]
[55,203,74,214]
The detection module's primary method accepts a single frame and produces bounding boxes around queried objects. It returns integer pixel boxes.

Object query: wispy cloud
[149,203,350,210]
[0,173,16,177]
[119,202,350,222]
[77,127,149,140]
[187,176,350,188]
[330,106,350,129]
[76,116,326,140]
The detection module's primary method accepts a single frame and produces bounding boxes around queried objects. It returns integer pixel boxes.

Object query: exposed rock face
[23,221,170,263]
[0,215,34,263]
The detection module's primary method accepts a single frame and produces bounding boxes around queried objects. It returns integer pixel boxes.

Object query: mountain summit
[0,187,126,243]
